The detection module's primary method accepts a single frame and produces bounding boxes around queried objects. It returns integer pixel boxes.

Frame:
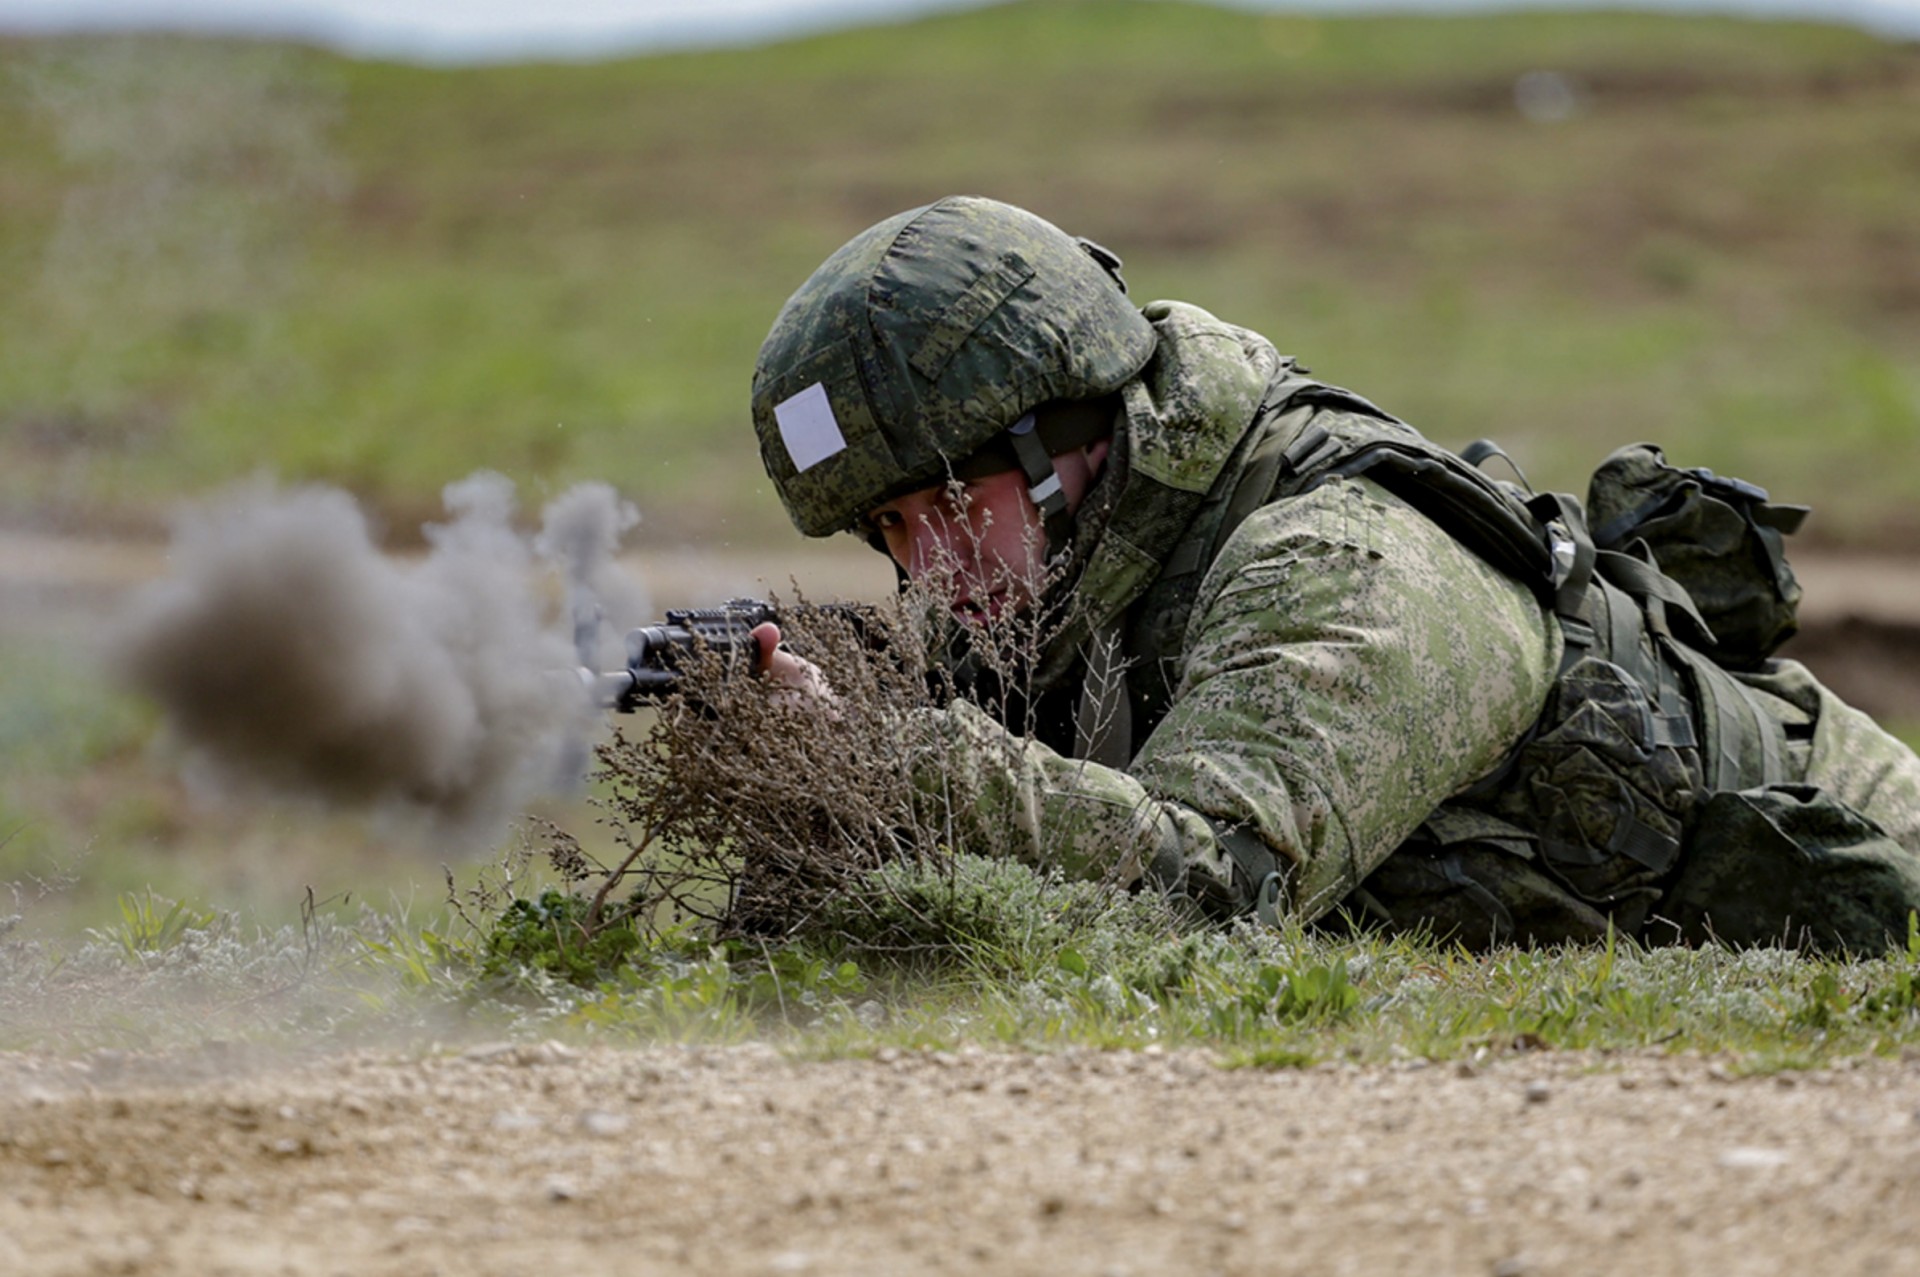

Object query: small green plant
[737,947,867,1018]
[1848,911,1920,1023]
[479,887,644,989]
[1205,959,1362,1038]
[94,889,219,961]
[1221,1045,1319,1071]
[359,923,474,992]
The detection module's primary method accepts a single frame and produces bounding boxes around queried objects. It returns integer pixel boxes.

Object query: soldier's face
[866,443,1107,625]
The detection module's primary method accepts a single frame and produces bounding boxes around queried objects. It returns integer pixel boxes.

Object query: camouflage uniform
[901,301,1920,948]
[752,197,1920,950]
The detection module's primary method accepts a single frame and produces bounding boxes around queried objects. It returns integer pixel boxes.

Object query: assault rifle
[583,598,876,713]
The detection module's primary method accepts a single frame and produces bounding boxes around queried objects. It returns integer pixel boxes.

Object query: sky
[0,0,1916,62]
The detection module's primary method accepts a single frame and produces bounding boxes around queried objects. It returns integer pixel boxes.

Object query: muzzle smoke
[118,473,641,846]
[535,481,648,671]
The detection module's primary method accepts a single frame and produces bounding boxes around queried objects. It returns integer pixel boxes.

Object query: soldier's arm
[906,476,1561,923]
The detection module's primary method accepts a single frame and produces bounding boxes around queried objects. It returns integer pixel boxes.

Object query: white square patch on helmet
[774,381,847,473]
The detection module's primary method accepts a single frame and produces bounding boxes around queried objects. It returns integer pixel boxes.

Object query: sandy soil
[1,1043,1917,1276]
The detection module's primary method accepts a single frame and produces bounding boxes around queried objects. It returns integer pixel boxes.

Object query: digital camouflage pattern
[755,200,1920,949]
[902,300,1563,921]
[751,197,1156,537]
[1585,442,1807,670]
[892,299,1920,950]
[1666,658,1920,948]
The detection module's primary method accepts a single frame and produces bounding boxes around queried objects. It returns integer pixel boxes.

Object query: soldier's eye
[868,510,903,532]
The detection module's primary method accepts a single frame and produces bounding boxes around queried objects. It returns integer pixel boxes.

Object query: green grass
[0,6,1915,546]
[6,855,1920,1072]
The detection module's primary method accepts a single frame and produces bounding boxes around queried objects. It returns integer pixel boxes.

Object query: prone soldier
[734,195,1920,951]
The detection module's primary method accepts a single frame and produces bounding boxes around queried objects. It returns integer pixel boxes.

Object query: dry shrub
[589,592,947,940]
[564,500,1106,949]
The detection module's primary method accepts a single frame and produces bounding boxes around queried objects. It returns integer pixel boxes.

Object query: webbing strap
[1584,573,1709,758]
[1460,438,1535,492]
[1439,852,1515,940]
[1707,668,1745,791]
[1524,491,1597,624]
[1285,439,1562,603]
[1602,575,1643,676]
[1281,423,1340,475]
[1209,822,1287,927]
[1663,641,1789,791]
[1005,412,1074,558]
[1595,549,1715,648]
[1610,814,1681,872]
[1760,703,1784,784]
[1652,712,1697,749]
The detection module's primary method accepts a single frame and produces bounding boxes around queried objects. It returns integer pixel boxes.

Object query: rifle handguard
[590,597,875,712]
[581,598,772,712]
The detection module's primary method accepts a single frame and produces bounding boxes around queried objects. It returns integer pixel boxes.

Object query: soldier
[747,195,1920,951]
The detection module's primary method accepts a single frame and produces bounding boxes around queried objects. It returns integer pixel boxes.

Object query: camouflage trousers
[1655,659,1920,950]
[1349,659,1920,952]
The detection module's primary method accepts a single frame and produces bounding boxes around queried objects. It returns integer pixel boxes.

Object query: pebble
[579,1110,630,1138]
[1718,1147,1790,1170]
[490,1110,543,1134]
[1524,1081,1552,1104]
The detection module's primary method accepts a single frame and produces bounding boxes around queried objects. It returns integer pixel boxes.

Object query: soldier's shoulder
[1204,475,1538,602]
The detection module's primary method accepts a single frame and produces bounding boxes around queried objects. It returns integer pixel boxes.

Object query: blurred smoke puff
[1514,71,1583,124]
[116,473,600,848]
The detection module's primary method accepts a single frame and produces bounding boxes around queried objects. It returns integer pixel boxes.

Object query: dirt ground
[1,1043,1917,1276]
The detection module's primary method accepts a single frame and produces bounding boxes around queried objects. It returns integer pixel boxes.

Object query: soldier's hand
[751,622,839,712]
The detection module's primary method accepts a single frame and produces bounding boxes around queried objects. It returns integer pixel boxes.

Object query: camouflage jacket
[906,300,1563,922]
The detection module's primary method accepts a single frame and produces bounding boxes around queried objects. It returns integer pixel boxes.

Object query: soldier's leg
[1743,658,1920,853]
[1656,659,1920,951]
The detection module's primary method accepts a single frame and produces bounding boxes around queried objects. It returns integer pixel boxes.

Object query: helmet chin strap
[861,405,1094,576]
[1004,411,1075,562]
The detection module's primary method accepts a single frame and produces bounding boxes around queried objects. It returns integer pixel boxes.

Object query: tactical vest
[1091,366,1810,944]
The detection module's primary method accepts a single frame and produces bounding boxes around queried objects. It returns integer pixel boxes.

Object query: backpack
[1584,443,1808,671]
[1306,435,1814,943]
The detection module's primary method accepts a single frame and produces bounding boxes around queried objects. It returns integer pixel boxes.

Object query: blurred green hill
[3,2,1917,548]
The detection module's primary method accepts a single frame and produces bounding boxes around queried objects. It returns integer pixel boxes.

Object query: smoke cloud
[117,472,641,846]
[535,481,648,672]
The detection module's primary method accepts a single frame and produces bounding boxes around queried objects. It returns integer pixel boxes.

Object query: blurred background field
[1,1,1916,936]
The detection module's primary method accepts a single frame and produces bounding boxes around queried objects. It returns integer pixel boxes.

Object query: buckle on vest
[1254,871,1284,928]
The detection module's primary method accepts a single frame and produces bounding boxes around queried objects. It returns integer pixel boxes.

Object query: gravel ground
[2,1043,1918,1276]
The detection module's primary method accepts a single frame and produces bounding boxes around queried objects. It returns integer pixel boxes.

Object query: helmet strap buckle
[1006,412,1075,558]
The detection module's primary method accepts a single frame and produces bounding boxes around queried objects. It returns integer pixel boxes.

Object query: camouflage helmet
[751,196,1157,537]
